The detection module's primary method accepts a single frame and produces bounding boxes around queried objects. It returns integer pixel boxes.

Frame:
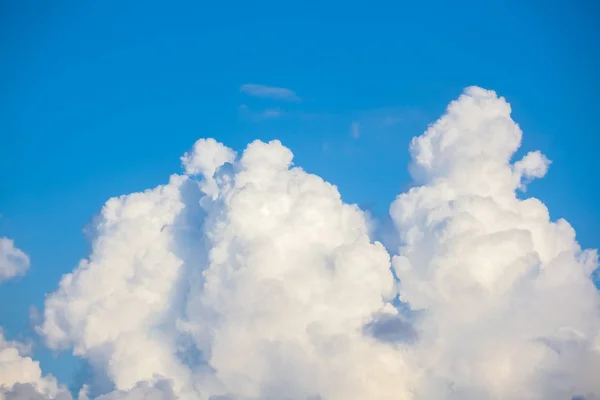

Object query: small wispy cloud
[351,121,360,139]
[343,106,427,141]
[240,83,300,102]
[355,106,422,128]
[261,108,283,118]
[239,105,284,121]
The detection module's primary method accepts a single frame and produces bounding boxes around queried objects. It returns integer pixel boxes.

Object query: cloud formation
[3,87,598,399]
[0,243,176,400]
[0,330,70,400]
[0,238,30,282]
[0,239,70,400]
[391,87,600,398]
[240,84,300,102]
[40,138,410,399]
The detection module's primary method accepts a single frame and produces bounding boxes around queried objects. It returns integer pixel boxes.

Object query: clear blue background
[1,0,598,389]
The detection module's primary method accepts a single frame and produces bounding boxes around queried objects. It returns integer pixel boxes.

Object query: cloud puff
[391,87,600,398]
[0,241,175,400]
[0,243,69,400]
[0,330,70,400]
[41,138,411,399]
[240,84,300,102]
[40,174,191,393]
[0,238,30,282]
[34,87,600,400]
[181,138,236,197]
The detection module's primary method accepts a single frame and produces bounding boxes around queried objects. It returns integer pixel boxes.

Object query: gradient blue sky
[1,0,599,390]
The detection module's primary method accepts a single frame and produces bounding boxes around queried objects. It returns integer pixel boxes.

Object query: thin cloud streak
[239,105,285,121]
[351,121,360,139]
[240,83,301,102]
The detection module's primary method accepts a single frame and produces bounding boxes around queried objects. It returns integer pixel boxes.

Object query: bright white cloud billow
[28,87,600,399]
[0,238,30,282]
[0,240,175,400]
[40,174,192,393]
[40,139,412,399]
[391,87,600,398]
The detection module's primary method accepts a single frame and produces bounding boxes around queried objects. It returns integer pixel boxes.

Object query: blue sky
[1,0,599,391]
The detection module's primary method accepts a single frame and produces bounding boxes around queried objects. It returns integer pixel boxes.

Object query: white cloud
[178,139,410,399]
[40,139,411,399]
[0,238,30,282]
[181,138,236,198]
[0,336,174,400]
[0,243,69,400]
[391,87,600,398]
[40,174,192,394]
[181,138,236,178]
[31,86,600,400]
[240,84,300,102]
[0,330,70,400]
[514,150,551,191]
[0,241,177,400]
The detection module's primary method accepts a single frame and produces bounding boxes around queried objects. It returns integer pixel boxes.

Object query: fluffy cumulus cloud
[39,138,411,399]
[177,139,410,399]
[0,330,70,400]
[40,174,191,393]
[0,238,30,282]
[0,242,67,400]
[391,87,600,398]
[1,86,594,399]
[0,242,174,400]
